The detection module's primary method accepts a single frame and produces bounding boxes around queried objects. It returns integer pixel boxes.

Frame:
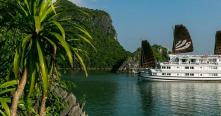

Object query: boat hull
[139,73,221,81]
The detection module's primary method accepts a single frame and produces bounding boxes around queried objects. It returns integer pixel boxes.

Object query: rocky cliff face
[52,85,87,116]
[89,10,116,38]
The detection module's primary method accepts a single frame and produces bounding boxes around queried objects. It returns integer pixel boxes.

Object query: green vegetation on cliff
[133,44,169,63]
[59,0,131,68]
[152,45,169,62]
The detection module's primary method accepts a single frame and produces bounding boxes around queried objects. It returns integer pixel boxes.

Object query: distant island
[117,44,169,72]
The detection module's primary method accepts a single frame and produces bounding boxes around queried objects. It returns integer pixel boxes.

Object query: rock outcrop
[52,86,87,116]
[118,45,169,73]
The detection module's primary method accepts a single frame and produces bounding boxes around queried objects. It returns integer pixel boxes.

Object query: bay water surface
[64,72,221,116]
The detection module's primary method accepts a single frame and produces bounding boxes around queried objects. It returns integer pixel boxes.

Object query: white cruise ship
[140,54,221,81]
[139,24,221,81]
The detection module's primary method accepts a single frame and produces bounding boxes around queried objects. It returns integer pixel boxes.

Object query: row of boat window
[185,66,194,69]
[161,66,218,69]
[185,73,218,76]
[161,73,171,76]
[161,66,171,69]
[185,73,194,76]
[179,59,217,63]
[156,73,218,76]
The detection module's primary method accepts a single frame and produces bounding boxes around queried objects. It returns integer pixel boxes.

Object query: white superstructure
[140,54,221,81]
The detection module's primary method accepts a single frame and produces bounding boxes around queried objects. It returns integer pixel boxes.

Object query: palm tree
[0,0,93,115]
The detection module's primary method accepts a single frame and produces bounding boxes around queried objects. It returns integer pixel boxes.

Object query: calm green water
[64,72,221,116]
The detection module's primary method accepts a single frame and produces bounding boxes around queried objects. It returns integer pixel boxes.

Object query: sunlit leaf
[27,69,36,97]
[76,34,96,51]
[22,34,32,50]
[53,21,65,39]
[16,0,28,16]
[24,0,31,14]
[72,48,88,77]
[1,101,10,116]
[0,80,17,89]
[0,88,16,96]
[73,24,92,39]
[34,16,41,33]
[36,40,48,95]
[13,49,20,79]
[50,32,73,67]
[0,110,6,116]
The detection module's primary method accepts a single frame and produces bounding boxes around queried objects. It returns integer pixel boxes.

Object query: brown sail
[214,31,221,55]
[140,40,156,68]
[172,24,193,54]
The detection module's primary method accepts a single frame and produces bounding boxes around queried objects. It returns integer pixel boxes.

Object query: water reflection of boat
[137,82,221,115]
[139,25,221,81]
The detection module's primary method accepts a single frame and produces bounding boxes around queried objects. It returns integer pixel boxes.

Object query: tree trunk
[10,68,28,116]
[39,94,47,116]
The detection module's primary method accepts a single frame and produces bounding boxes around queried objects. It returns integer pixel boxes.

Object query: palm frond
[36,40,48,95]
[50,32,73,67]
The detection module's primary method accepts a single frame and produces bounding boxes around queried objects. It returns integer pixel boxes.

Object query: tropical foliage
[0,29,19,80]
[0,80,17,116]
[0,0,93,115]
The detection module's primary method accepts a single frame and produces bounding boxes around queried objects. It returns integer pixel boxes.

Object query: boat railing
[162,62,218,65]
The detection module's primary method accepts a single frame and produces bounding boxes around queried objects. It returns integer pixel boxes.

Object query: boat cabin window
[210,66,217,69]
[185,73,189,76]
[175,58,179,62]
[213,59,217,62]
[182,59,187,63]
[212,73,218,76]
[190,59,196,63]
[153,73,157,75]
[190,66,194,69]
[162,73,166,75]
[162,66,166,69]
[167,73,171,76]
[200,74,202,76]
[190,73,194,76]
[167,66,171,69]
[185,66,189,69]
[209,59,217,63]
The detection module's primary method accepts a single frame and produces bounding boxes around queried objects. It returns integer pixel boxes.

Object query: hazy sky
[70,0,221,54]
